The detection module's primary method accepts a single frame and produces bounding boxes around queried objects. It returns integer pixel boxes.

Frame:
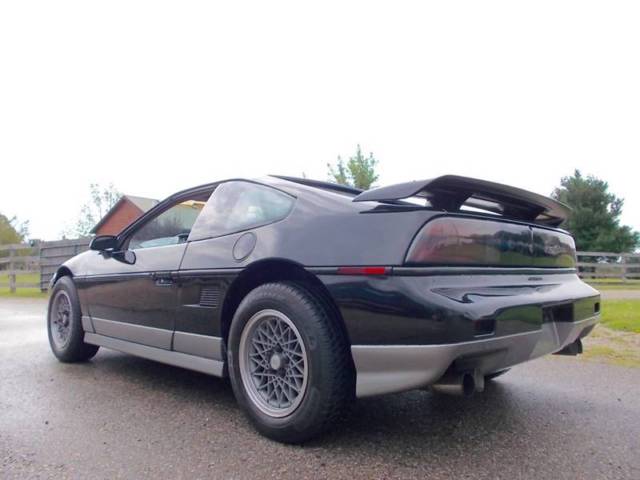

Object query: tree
[552,170,639,252]
[0,214,29,245]
[327,145,379,190]
[66,183,122,237]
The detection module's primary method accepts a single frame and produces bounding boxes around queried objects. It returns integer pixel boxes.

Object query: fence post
[621,254,628,283]
[39,243,45,292]
[8,245,16,294]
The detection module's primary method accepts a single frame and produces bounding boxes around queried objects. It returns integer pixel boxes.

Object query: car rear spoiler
[352,175,571,226]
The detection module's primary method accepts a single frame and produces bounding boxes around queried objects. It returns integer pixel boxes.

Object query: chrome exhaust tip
[431,371,476,397]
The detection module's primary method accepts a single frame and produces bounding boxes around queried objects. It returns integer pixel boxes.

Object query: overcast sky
[1,1,638,240]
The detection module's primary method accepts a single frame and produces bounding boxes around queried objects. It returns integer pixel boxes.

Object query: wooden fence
[0,243,41,292]
[577,251,640,282]
[1,242,639,293]
[0,238,90,293]
[39,238,91,290]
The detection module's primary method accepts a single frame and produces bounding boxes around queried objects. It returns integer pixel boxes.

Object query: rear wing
[353,175,570,227]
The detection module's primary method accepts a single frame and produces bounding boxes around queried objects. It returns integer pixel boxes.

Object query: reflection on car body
[47,174,600,443]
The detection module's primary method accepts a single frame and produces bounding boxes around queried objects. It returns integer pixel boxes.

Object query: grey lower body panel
[92,317,172,350]
[81,315,95,333]
[84,332,226,377]
[351,315,600,398]
[86,316,223,375]
[172,331,222,360]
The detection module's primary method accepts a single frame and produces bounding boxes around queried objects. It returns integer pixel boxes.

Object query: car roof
[163,176,350,199]
[268,175,362,196]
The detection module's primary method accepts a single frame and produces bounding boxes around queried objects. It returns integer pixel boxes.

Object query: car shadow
[77,350,538,450]
[77,349,238,408]
[69,349,581,465]
[307,379,557,464]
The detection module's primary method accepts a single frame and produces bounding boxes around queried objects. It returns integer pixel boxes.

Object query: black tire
[485,368,510,381]
[47,276,99,363]
[227,282,354,444]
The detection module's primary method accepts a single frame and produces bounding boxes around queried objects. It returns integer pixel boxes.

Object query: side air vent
[200,286,221,308]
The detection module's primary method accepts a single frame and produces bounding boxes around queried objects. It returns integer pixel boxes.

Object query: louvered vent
[200,286,221,308]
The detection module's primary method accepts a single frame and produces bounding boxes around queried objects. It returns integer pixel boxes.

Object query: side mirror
[113,249,136,264]
[90,235,118,251]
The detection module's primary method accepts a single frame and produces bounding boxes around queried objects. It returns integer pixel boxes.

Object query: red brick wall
[95,200,144,236]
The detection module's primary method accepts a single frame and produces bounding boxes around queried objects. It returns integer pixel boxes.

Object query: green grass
[601,299,640,333]
[0,289,47,298]
[0,272,47,298]
[581,321,640,368]
[587,279,640,290]
[588,282,640,290]
[0,272,39,284]
[581,343,640,368]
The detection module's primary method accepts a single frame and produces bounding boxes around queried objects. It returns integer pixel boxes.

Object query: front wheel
[228,282,354,443]
[47,276,99,363]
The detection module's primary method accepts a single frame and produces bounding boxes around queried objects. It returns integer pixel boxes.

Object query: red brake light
[337,266,391,275]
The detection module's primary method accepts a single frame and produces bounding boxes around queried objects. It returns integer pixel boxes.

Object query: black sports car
[47,175,600,442]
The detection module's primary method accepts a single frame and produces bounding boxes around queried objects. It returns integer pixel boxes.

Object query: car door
[84,192,211,349]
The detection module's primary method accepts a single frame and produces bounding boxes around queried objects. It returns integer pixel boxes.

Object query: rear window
[188,181,295,241]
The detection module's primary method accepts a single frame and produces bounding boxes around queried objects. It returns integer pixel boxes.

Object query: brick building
[90,195,158,236]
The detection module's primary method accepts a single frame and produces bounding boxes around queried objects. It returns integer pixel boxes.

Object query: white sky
[1,1,639,240]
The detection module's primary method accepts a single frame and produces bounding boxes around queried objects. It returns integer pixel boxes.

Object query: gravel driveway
[1,298,639,479]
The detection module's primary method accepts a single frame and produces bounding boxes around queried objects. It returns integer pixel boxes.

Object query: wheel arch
[50,266,73,288]
[220,258,351,349]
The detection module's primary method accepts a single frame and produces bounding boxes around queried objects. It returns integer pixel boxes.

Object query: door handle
[151,272,174,286]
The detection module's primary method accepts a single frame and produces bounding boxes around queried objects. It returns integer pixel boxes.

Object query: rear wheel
[47,276,99,362]
[228,282,354,443]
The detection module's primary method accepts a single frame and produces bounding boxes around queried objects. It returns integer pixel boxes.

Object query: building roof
[90,195,159,234]
[125,195,160,213]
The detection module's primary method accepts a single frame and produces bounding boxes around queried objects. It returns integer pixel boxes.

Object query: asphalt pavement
[1,298,639,479]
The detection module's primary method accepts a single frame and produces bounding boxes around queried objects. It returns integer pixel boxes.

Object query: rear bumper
[352,314,599,397]
[318,270,601,345]
[317,270,601,397]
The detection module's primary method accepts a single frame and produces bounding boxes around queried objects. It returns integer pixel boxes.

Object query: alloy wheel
[238,309,309,418]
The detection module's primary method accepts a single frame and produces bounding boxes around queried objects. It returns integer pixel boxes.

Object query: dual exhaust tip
[431,371,483,397]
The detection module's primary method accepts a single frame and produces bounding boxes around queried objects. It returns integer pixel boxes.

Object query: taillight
[405,217,576,268]
[531,228,577,267]
[337,266,391,275]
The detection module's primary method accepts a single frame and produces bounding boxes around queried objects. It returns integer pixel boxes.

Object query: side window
[128,197,209,250]
[188,181,295,241]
